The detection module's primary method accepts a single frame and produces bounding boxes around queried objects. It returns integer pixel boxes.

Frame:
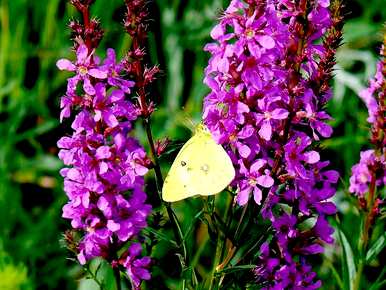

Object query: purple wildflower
[58,1,154,288]
[350,55,385,207]
[101,48,135,93]
[237,159,274,205]
[58,45,151,286]
[349,150,385,197]
[359,62,384,124]
[57,44,107,95]
[203,0,343,288]
[120,243,151,289]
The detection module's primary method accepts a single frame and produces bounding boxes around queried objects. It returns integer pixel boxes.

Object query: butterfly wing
[188,131,235,196]
[162,134,202,202]
[162,128,235,202]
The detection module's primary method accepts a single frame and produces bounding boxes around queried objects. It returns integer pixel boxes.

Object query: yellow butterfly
[162,124,235,202]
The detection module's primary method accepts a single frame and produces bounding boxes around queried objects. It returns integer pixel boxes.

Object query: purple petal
[303,151,320,164]
[250,159,266,173]
[135,164,148,176]
[320,0,330,8]
[102,111,119,127]
[271,108,289,120]
[256,35,275,49]
[105,48,116,64]
[95,146,111,159]
[107,220,121,232]
[76,44,89,63]
[210,24,224,40]
[314,120,333,138]
[129,243,143,257]
[83,77,96,95]
[324,170,339,183]
[257,175,274,188]
[77,252,86,265]
[237,142,251,158]
[67,168,81,181]
[89,68,108,79]
[236,187,250,206]
[97,196,109,212]
[56,59,76,71]
[253,187,262,204]
[258,120,272,141]
[110,90,125,102]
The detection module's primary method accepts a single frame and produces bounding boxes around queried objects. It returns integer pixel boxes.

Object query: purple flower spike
[203,0,343,288]
[57,46,152,284]
[350,57,385,204]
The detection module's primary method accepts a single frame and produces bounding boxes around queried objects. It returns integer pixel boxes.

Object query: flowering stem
[142,117,188,275]
[142,118,163,200]
[216,196,236,288]
[354,173,377,290]
[77,1,92,51]
[122,0,188,280]
[219,195,235,262]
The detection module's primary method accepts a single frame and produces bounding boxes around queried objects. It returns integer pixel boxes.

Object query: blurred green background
[0,0,384,289]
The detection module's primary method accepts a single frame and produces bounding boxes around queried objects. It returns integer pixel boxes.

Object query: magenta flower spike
[203,0,343,288]
[350,59,385,199]
[348,44,385,290]
[57,1,152,287]
[57,46,152,276]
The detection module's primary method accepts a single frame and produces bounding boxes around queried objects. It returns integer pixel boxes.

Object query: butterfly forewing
[162,135,199,202]
[162,127,235,202]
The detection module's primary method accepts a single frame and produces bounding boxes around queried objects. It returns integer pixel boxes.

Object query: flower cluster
[56,1,152,287]
[57,44,151,287]
[349,149,385,197]
[203,0,342,288]
[350,55,385,204]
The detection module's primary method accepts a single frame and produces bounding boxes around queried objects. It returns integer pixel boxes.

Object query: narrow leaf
[336,225,356,290]
[215,264,256,276]
[368,279,386,290]
[368,267,385,290]
[366,233,386,263]
[143,227,178,247]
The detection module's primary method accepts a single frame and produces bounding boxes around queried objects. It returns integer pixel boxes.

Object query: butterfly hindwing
[187,131,234,196]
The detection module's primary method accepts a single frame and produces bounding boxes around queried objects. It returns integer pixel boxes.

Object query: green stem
[219,195,234,262]
[354,262,364,290]
[217,194,234,288]
[234,202,248,240]
[113,267,122,290]
[142,117,188,280]
[353,173,377,290]
[208,231,222,290]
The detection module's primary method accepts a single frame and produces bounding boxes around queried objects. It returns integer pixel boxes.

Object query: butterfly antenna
[178,109,196,132]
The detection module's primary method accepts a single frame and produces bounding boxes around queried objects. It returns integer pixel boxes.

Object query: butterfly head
[195,123,211,135]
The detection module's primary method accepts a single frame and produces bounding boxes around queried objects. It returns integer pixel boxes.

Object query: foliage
[0,0,384,289]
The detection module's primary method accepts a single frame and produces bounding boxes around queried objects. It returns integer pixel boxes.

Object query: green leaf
[336,224,356,290]
[183,209,204,242]
[143,227,178,247]
[325,258,344,290]
[366,233,386,263]
[215,264,256,276]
